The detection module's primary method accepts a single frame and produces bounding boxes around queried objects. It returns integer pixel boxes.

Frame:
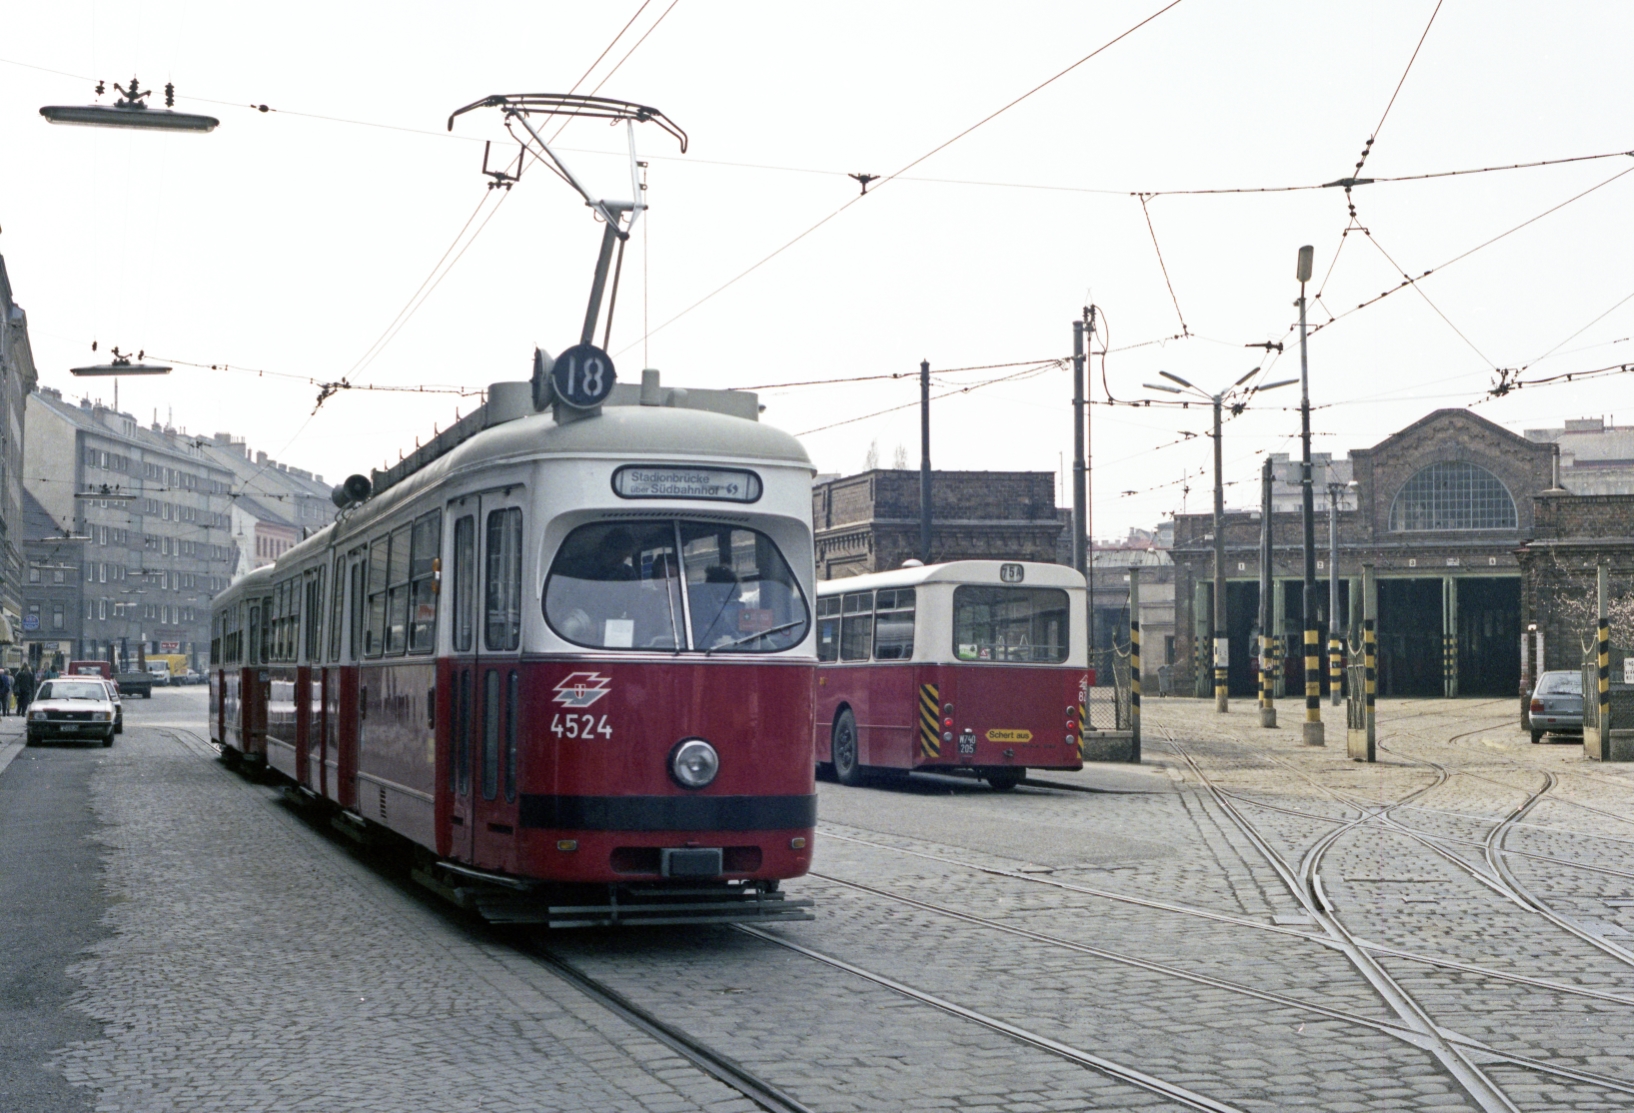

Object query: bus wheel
[832,710,865,787]
[985,768,1024,792]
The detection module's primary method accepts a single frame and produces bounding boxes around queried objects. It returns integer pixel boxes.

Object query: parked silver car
[1529,670,1583,743]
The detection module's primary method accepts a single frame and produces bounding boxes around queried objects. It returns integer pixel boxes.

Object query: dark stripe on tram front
[518,794,818,832]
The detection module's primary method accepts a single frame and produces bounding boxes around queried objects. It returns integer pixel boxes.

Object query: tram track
[779,868,1634,1099]
[1159,727,1527,1113]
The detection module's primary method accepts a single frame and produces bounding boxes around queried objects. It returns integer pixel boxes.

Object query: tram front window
[952,585,1069,663]
[545,520,808,652]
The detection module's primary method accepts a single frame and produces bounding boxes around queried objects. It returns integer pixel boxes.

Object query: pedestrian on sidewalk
[0,668,13,716]
[15,664,36,713]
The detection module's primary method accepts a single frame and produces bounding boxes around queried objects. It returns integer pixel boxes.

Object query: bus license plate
[958,730,977,755]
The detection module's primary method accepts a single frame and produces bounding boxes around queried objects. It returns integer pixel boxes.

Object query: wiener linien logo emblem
[553,671,612,708]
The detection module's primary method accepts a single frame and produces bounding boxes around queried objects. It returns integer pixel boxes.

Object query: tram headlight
[669,738,719,790]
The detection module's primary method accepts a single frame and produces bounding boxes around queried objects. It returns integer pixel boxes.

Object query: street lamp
[40,78,218,133]
[1144,371,1293,712]
[1295,244,1322,745]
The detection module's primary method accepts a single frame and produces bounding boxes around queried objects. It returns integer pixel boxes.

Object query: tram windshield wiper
[706,619,806,654]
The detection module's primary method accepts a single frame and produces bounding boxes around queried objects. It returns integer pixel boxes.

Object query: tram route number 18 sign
[537,344,617,411]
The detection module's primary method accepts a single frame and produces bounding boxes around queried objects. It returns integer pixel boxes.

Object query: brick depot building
[1170,410,1554,698]
[812,470,1063,579]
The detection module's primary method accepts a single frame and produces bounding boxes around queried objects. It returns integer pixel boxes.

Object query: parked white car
[25,678,118,746]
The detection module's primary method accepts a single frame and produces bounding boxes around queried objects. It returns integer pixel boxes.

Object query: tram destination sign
[613,465,763,503]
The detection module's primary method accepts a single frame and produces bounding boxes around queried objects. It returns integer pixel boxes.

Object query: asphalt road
[0,713,109,1113]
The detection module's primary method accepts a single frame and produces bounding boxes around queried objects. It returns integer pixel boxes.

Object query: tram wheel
[832,709,865,787]
[984,768,1024,792]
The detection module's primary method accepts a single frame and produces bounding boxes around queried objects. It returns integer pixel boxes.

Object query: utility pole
[1297,244,1323,745]
[1085,306,1097,672]
[1072,319,1087,580]
[1211,392,1228,712]
[1328,480,1343,707]
[919,359,931,563]
[1259,458,1276,727]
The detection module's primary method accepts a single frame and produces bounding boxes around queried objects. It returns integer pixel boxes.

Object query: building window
[52,570,63,584]
[1388,461,1518,531]
[27,567,38,583]
[99,600,107,621]
[51,606,63,630]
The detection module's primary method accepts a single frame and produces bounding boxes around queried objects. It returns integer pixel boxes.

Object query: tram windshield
[951,585,1069,663]
[545,520,809,653]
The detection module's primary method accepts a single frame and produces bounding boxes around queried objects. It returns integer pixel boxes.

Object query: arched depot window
[1388,461,1517,531]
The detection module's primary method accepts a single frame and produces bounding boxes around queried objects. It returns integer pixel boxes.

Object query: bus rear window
[545,520,809,653]
[952,586,1068,663]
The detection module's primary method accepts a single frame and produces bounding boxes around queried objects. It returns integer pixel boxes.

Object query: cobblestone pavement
[13,688,1634,1111]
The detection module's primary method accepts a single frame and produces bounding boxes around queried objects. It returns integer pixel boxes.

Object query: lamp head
[1296,245,1314,284]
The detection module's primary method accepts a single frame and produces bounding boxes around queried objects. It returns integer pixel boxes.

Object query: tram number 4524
[550,713,613,740]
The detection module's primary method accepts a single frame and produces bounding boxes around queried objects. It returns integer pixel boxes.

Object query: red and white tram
[813,560,1088,790]
[210,376,818,925]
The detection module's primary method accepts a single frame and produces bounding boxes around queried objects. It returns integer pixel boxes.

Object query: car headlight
[27,709,45,721]
[92,711,111,721]
[669,738,719,790]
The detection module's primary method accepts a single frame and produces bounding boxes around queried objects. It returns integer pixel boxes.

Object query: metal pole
[1128,564,1141,762]
[1597,561,1611,758]
[1212,394,1228,712]
[1362,562,1377,761]
[1259,458,1276,727]
[1085,306,1097,672]
[1072,320,1087,578]
[920,360,932,564]
[1329,483,1342,707]
[1299,273,1323,744]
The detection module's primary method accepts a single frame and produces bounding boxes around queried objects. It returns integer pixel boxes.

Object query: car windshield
[545,519,809,653]
[38,680,106,701]
[1536,672,1582,696]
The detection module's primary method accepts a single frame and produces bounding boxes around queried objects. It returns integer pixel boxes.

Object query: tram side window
[816,597,841,662]
[839,592,873,661]
[304,568,325,662]
[409,512,441,654]
[484,508,523,652]
[952,586,1069,663]
[210,615,221,667]
[365,536,389,657]
[329,556,345,662]
[452,515,475,652]
[384,524,412,655]
[873,588,916,660]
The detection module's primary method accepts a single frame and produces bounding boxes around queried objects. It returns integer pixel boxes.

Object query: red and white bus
[813,560,1088,790]
[210,375,819,926]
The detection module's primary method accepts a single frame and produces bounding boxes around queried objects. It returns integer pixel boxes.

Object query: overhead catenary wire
[614,0,1186,357]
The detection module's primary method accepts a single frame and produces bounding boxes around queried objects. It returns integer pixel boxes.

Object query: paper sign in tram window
[604,619,635,648]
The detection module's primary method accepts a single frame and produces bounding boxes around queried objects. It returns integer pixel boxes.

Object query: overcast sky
[2,2,1631,539]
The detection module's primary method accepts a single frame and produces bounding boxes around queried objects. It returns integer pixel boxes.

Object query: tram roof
[245,402,814,575]
[816,560,1086,594]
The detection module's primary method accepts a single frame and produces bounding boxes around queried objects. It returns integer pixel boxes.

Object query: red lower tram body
[212,657,815,925]
[816,662,1087,782]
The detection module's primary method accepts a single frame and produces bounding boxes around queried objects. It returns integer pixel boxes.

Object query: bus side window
[873,588,915,660]
[816,597,841,662]
[840,591,873,661]
[452,515,475,652]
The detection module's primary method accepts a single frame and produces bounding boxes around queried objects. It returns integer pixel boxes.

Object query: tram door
[445,489,526,871]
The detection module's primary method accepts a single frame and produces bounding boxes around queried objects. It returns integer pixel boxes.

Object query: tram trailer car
[210,376,818,927]
[814,561,1089,790]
